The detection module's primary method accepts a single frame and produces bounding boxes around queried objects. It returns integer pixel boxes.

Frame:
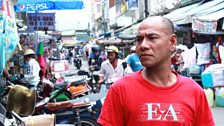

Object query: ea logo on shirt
[139,103,184,122]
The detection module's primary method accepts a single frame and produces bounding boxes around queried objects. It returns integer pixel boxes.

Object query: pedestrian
[97,16,214,126]
[68,49,74,65]
[97,46,128,85]
[171,47,184,73]
[23,48,41,89]
[126,45,144,72]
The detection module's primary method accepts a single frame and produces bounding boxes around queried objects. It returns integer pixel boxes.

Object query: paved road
[69,60,224,126]
[211,106,224,126]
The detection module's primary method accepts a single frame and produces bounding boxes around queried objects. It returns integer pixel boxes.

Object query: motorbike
[77,68,100,93]
[43,89,106,125]
[74,54,82,69]
[35,77,91,114]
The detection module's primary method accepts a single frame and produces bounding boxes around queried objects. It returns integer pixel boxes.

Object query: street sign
[26,13,55,31]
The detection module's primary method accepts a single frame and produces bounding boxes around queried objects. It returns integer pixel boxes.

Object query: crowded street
[72,60,224,126]
[1,0,224,126]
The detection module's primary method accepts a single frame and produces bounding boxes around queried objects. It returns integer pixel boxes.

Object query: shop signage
[26,13,55,31]
[18,3,52,12]
[192,19,217,32]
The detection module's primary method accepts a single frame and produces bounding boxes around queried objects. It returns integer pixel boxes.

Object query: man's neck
[141,67,177,87]
[110,59,118,69]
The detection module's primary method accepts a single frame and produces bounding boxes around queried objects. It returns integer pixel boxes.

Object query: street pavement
[210,106,224,126]
[69,60,224,126]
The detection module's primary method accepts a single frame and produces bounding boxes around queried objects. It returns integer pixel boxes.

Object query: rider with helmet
[98,46,128,85]
[88,45,103,71]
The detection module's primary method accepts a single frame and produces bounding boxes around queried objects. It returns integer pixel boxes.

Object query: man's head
[136,16,177,68]
[92,45,101,56]
[24,48,36,61]
[106,46,119,63]
[130,46,136,53]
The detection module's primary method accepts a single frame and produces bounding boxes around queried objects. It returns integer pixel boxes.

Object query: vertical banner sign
[0,0,19,73]
[26,13,55,31]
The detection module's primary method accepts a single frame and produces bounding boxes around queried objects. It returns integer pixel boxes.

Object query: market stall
[0,0,20,77]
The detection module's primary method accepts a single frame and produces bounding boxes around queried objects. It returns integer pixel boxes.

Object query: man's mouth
[139,53,153,58]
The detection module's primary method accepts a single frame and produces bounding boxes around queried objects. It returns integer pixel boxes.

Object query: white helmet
[131,46,136,51]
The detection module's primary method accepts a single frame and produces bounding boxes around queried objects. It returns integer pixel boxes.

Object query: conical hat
[7,85,36,116]
[24,48,35,56]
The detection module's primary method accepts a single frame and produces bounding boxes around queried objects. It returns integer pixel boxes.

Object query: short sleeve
[195,91,215,126]
[99,62,105,77]
[126,55,132,65]
[97,87,125,126]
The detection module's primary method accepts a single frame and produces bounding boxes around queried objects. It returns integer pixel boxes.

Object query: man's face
[135,18,176,68]
[107,52,116,62]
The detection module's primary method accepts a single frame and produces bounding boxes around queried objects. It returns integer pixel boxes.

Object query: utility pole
[144,0,149,18]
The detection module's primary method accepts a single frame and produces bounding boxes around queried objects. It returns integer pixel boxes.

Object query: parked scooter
[35,78,91,114]
[77,68,100,93]
[44,90,106,125]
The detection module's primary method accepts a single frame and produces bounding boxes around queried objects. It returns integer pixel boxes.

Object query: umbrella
[15,0,84,12]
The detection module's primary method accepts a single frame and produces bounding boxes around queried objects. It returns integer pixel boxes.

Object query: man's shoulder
[102,60,110,65]
[178,75,203,91]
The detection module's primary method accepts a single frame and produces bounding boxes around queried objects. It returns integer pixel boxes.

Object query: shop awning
[117,34,136,40]
[192,9,224,32]
[97,38,134,45]
[188,0,224,16]
[164,0,224,25]
[194,9,224,21]
[98,39,121,45]
[62,36,77,46]
[164,3,201,24]
[99,31,112,38]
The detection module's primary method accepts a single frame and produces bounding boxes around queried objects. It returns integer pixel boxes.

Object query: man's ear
[169,34,177,53]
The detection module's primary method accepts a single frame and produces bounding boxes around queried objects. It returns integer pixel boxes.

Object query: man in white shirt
[98,46,127,84]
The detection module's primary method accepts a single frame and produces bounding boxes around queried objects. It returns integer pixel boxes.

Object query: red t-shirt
[97,71,214,126]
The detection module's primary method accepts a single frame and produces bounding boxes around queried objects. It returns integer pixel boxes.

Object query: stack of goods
[202,64,224,107]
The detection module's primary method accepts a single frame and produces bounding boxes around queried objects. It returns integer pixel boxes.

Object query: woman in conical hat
[24,48,41,89]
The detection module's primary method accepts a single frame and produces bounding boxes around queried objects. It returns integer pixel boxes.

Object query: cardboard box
[23,114,55,126]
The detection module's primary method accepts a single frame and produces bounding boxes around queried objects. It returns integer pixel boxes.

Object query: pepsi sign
[16,3,54,12]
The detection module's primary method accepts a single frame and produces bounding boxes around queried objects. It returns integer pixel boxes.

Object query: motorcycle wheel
[74,118,99,126]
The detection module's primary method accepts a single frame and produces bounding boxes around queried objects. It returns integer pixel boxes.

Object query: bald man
[97,16,214,126]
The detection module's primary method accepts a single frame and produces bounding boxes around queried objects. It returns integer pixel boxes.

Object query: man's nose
[140,38,149,49]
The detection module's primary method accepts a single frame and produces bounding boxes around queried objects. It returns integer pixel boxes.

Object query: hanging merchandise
[215,87,224,107]
[203,88,214,107]
[194,42,211,65]
[0,12,6,75]
[37,42,46,78]
[219,45,224,64]
[183,46,197,69]
[0,0,19,75]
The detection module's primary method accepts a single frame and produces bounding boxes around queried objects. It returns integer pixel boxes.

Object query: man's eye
[136,37,143,42]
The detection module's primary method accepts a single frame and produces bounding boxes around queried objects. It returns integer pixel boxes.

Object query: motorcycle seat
[47,101,91,111]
